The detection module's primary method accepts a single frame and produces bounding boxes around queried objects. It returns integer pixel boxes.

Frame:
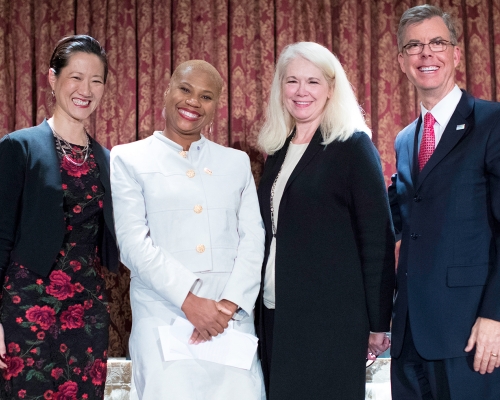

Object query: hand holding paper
[181,292,229,341]
[189,300,235,344]
[159,317,258,370]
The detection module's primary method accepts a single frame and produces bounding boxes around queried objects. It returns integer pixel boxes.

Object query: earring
[51,90,55,97]
[209,122,213,136]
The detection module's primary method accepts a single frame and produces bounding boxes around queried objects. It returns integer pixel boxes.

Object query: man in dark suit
[389,4,500,399]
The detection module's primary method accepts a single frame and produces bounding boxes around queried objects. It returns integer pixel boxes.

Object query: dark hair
[398,5,458,52]
[50,35,108,83]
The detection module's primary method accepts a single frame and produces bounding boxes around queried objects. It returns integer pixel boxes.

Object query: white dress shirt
[419,85,463,149]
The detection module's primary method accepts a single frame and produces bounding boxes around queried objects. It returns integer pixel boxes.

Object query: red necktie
[418,112,436,171]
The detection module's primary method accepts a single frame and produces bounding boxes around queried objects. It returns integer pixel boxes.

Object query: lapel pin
[204,167,213,175]
[456,124,465,130]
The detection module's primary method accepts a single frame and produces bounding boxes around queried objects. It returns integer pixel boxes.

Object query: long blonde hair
[258,42,371,155]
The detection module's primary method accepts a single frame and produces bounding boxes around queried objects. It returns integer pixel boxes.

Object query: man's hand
[181,292,230,343]
[368,332,390,358]
[465,317,500,374]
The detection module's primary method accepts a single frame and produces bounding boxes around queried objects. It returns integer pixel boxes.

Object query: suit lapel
[416,91,474,190]
[92,139,116,241]
[270,134,293,181]
[283,128,323,193]
[40,120,64,197]
[92,141,110,193]
[260,133,294,202]
[259,128,322,238]
[411,117,422,187]
[258,134,293,242]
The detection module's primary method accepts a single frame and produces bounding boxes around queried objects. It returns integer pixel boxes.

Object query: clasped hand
[367,332,390,360]
[181,293,237,344]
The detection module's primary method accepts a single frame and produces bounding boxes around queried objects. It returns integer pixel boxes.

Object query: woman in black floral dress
[0,36,118,399]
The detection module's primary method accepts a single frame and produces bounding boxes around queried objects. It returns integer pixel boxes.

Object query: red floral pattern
[51,368,64,380]
[88,359,106,386]
[60,305,85,330]
[2,356,24,380]
[0,140,109,399]
[25,305,57,330]
[53,381,78,400]
[8,343,20,354]
[45,270,76,301]
[61,157,90,178]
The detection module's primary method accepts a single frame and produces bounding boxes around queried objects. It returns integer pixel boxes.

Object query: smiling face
[398,16,460,107]
[49,52,105,124]
[283,56,331,128]
[163,66,219,145]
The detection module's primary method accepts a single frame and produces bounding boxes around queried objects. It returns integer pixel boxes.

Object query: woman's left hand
[367,332,390,358]
[217,299,238,318]
[189,300,238,345]
[0,323,7,369]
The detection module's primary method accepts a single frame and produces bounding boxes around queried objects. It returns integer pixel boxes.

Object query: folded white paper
[158,317,258,370]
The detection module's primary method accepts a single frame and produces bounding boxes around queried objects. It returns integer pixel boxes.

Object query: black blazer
[256,129,395,399]
[389,90,500,360]
[0,120,119,279]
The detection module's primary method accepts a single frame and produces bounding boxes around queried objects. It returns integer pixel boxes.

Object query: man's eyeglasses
[402,39,455,55]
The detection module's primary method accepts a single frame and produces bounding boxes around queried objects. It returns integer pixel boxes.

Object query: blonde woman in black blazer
[0,36,118,399]
[256,42,395,400]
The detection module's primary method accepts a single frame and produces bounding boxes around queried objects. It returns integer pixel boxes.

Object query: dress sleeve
[110,148,197,309]
[0,135,25,277]
[219,154,265,317]
[349,133,395,332]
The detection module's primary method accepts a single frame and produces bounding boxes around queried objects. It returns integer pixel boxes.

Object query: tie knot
[424,112,435,127]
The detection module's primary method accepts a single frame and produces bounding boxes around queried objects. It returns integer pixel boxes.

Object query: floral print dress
[0,136,109,400]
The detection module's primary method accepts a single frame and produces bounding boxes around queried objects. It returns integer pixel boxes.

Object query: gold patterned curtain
[1,0,499,356]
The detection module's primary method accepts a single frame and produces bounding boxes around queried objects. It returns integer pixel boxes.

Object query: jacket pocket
[447,264,489,287]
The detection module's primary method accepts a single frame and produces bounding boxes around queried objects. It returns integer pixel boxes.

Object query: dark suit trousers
[391,318,500,400]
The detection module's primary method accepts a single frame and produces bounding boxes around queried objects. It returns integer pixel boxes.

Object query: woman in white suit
[110,60,266,399]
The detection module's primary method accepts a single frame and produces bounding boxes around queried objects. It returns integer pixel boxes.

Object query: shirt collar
[153,131,207,152]
[420,85,462,128]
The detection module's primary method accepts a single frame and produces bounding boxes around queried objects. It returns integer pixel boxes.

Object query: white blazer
[111,132,265,399]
